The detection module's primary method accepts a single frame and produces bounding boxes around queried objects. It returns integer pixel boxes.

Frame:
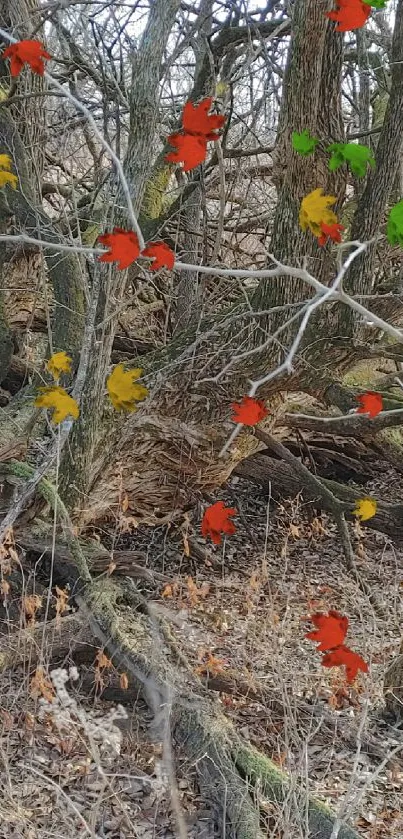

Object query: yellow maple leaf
[107,363,148,412]
[34,386,79,424]
[0,170,18,189]
[353,497,377,522]
[0,153,18,189]
[46,351,72,381]
[299,188,337,236]
[0,154,12,170]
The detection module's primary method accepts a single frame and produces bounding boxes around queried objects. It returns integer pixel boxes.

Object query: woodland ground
[0,465,403,839]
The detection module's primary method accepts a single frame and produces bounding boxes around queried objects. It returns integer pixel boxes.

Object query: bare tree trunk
[343,0,403,308]
[357,30,371,135]
[69,0,403,529]
[251,0,346,368]
[0,0,46,388]
[173,188,202,334]
[172,0,215,335]
[58,0,182,509]
[0,0,86,366]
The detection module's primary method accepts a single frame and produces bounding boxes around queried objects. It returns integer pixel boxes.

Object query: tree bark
[342,0,403,323]
[58,0,182,510]
[61,0,403,528]
[0,105,86,365]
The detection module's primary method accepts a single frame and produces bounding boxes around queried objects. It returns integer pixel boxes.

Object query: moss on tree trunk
[78,578,363,839]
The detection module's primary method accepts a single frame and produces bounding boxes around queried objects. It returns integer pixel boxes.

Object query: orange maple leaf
[321,645,369,683]
[356,391,383,418]
[195,649,227,676]
[2,40,51,76]
[98,227,140,270]
[141,241,175,270]
[305,610,348,652]
[182,97,226,138]
[201,501,237,545]
[230,396,269,426]
[326,0,371,32]
[318,222,345,247]
[165,133,208,172]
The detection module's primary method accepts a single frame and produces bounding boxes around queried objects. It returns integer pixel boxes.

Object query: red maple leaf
[321,645,369,683]
[141,241,175,271]
[230,396,269,426]
[305,611,348,652]
[165,133,208,172]
[97,228,140,270]
[356,391,383,419]
[165,98,225,172]
[182,97,226,139]
[2,40,51,76]
[201,501,237,545]
[326,0,370,32]
[318,222,345,247]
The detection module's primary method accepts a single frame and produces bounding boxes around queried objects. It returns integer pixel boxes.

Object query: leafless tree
[1,0,403,834]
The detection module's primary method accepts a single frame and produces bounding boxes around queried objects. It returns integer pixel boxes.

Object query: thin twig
[0,27,145,249]
[21,764,99,838]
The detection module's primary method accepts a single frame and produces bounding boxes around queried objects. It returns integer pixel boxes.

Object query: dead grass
[1,470,403,838]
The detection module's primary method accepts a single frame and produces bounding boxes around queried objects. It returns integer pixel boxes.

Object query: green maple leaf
[362,0,387,7]
[292,130,319,156]
[327,142,375,178]
[387,200,403,247]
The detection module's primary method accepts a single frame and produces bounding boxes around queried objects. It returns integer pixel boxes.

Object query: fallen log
[0,461,365,836]
[281,408,403,437]
[235,453,403,542]
[14,531,170,585]
[77,579,363,839]
[0,569,364,836]
[0,613,96,669]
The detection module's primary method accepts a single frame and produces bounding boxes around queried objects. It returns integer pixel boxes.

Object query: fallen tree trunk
[78,578,364,839]
[0,562,364,837]
[0,613,96,668]
[14,530,170,585]
[0,447,368,837]
[281,408,403,436]
[234,452,403,541]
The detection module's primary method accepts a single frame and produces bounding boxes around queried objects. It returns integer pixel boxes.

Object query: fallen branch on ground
[235,453,403,544]
[253,428,382,612]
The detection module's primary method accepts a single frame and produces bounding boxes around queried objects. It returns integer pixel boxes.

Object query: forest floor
[1,465,403,839]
